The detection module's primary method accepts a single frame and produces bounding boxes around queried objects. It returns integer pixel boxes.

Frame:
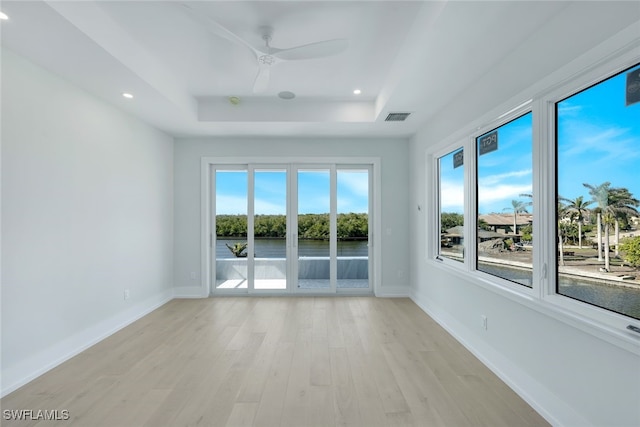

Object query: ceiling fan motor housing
[259,54,275,66]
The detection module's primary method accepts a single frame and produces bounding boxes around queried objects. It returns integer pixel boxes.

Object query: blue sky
[477,113,532,214]
[440,114,533,215]
[441,63,640,215]
[215,169,369,215]
[557,64,640,205]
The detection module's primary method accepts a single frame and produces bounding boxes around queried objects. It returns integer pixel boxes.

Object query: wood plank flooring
[1,297,549,427]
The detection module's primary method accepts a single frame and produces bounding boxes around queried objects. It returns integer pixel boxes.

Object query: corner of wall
[375,284,411,298]
[1,289,173,398]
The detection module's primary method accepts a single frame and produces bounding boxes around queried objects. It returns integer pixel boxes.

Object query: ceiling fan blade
[271,39,349,61]
[253,64,271,93]
[182,3,259,57]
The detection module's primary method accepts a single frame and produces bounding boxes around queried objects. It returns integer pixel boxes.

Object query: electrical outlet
[124,289,130,300]
[481,315,488,330]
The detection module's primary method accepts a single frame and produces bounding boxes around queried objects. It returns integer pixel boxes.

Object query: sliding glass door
[253,168,288,290]
[212,163,371,294]
[214,169,249,290]
[337,168,370,289]
[295,168,333,291]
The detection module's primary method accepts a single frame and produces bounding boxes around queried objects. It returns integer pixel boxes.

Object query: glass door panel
[215,170,248,289]
[253,169,288,290]
[337,169,370,289]
[212,162,373,295]
[297,170,331,290]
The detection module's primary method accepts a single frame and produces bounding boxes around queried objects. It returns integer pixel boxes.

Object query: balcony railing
[215,256,368,289]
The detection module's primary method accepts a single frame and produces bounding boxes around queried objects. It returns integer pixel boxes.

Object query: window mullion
[330,165,337,292]
[531,98,547,300]
[247,166,255,292]
[465,135,477,272]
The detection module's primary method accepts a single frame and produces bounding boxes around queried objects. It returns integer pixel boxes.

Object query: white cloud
[216,194,247,215]
[440,180,464,211]
[560,122,639,162]
[557,104,582,116]
[337,171,369,196]
[337,196,368,213]
[337,171,369,213]
[478,183,533,213]
[255,198,286,215]
[254,174,286,199]
[481,169,532,186]
[299,195,330,214]
[216,194,287,215]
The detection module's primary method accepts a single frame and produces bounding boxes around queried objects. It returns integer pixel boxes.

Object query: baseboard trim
[375,286,410,297]
[173,286,208,298]
[1,288,173,398]
[410,290,588,427]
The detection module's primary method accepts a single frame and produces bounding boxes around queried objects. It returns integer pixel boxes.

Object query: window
[476,113,533,287]
[429,52,640,338]
[438,148,465,263]
[556,63,640,320]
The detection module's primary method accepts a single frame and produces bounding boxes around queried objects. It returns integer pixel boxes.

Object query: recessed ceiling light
[0,12,9,20]
[353,89,362,95]
[228,96,241,105]
[122,93,134,99]
[278,91,295,100]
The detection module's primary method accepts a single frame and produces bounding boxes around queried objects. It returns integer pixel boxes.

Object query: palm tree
[503,199,530,235]
[560,196,593,249]
[608,187,640,256]
[584,183,640,271]
[558,201,569,266]
[584,182,610,263]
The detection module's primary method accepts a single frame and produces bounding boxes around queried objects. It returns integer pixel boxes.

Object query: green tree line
[216,213,368,240]
[440,212,463,232]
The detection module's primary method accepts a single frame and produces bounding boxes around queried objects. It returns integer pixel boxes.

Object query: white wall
[1,49,174,396]
[409,22,640,427]
[173,137,410,296]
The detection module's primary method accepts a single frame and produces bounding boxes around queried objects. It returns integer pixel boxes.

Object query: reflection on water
[216,238,368,259]
[478,262,532,287]
[479,263,640,320]
[559,276,640,320]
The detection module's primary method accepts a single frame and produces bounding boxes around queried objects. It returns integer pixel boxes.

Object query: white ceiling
[2,1,639,139]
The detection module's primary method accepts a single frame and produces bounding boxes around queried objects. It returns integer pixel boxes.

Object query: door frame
[201,156,381,297]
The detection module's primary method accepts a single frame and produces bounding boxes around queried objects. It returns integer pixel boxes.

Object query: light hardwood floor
[1,297,549,427]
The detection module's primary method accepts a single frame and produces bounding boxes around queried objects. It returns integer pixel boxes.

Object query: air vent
[385,112,411,122]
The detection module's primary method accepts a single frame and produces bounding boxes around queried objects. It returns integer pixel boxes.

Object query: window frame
[427,46,640,354]
[433,142,469,269]
[471,108,538,298]
[541,56,640,335]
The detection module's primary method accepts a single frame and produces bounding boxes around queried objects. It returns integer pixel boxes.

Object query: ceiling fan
[183,4,349,93]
